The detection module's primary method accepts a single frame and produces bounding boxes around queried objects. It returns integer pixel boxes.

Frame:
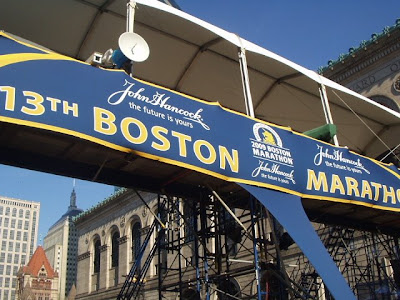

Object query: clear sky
[0,0,398,244]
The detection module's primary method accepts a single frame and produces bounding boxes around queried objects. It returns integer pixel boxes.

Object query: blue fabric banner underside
[238,183,355,299]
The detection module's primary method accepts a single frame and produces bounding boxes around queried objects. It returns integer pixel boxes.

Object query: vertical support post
[177,199,183,299]
[319,83,339,146]
[270,216,289,298]
[157,194,162,300]
[372,232,386,298]
[393,236,400,292]
[126,1,136,33]
[266,209,295,299]
[238,46,255,118]
[250,197,262,300]
[193,200,201,296]
[200,196,211,300]
[214,199,222,277]
[126,0,136,76]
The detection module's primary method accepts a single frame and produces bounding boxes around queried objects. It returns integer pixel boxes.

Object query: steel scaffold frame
[117,189,400,300]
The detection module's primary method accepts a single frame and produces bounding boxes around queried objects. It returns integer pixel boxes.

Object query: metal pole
[207,185,248,235]
[177,199,183,299]
[157,194,163,300]
[193,200,201,296]
[126,1,136,33]
[250,197,262,300]
[265,209,295,299]
[134,189,166,229]
[200,197,211,300]
[318,83,339,146]
[238,46,255,118]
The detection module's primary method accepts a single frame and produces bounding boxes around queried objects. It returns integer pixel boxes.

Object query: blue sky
[178,1,399,71]
[0,1,399,243]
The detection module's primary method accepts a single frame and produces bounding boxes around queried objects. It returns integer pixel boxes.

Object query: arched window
[93,239,101,273]
[217,278,241,299]
[369,95,400,112]
[181,288,200,300]
[111,231,120,268]
[132,222,141,260]
[260,263,289,299]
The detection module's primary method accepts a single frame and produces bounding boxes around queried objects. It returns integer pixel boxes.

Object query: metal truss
[117,189,400,300]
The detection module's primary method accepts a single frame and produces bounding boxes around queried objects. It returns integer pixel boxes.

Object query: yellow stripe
[0,32,98,68]
[0,53,76,68]
[0,31,54,54]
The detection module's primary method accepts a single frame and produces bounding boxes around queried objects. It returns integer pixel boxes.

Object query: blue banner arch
[0,32,399,213]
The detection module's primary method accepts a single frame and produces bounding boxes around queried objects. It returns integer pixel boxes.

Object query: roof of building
[49,207,83,230]
[0,195,41,206]
[20,246,58,278]
[48,188,83,230]
[73,188,128,222]
[318,19,400,74]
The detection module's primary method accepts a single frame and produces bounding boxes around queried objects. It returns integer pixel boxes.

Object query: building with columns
[44,186,83,300]
[75,188,249,300]
[320,18,400,166]
[74,189,158,299]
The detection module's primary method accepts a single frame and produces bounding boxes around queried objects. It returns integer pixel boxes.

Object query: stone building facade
[74,189,258,300]
[74,187,400,299]
[321,19,400,110]
[16,245,59,300]
[320,18,400,165]
[75,189,154,299]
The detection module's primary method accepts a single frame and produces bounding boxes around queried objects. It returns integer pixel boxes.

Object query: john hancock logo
[250,123,295,184]
[107,79,210,130]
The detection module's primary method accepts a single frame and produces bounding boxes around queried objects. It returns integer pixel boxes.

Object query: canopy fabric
[0,0,399,160]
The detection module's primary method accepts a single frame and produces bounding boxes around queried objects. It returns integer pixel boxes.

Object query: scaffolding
[117,188,400,300]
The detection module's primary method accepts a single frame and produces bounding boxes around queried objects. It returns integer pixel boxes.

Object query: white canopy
[1,0,399,159]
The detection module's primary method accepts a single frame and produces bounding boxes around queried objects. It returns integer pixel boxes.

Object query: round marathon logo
[253,123,283,147]
[250,123,295,183]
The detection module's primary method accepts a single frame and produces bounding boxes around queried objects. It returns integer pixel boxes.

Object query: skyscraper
[44,184,82,300]
[0,196,40,300]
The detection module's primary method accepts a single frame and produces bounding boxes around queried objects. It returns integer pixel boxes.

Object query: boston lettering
[93,107,239,173]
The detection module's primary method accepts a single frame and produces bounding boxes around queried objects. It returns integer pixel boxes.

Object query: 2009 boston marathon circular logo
[250,123,295,184]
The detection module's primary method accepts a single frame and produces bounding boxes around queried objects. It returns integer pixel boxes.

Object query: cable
[332,90,400,164]
[379,142,400,163]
